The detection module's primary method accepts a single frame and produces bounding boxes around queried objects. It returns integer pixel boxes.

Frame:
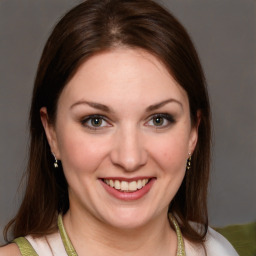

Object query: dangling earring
[52,153,59,168]
[186,153,192,170]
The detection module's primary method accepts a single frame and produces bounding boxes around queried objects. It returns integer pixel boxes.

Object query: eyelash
[145,113,175,128]
[80,113,175,130]
[81,115,111,130]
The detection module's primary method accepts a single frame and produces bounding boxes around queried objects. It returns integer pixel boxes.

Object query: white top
[26,227,239,256]
[184,227,239,256]
[26,232,66,255]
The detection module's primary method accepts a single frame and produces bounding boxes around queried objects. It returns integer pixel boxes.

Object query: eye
[81,115,111,130]
[146,113,175,128]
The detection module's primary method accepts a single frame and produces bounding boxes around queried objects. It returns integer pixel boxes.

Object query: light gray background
[0,0,255,243]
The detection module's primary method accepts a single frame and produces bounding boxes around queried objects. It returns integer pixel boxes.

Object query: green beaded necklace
[58,214,186,256]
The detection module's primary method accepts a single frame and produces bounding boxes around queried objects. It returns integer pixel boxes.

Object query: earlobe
[40,107,60,158]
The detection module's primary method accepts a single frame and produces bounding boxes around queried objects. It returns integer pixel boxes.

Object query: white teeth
[104,178,149,192]
[128,181,137,191]
[109,180,114,187]
[121,181,128,191]
[114,180,120,189]
[137,180,142,189]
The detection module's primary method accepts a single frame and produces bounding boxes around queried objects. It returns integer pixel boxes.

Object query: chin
[99,207,155,230]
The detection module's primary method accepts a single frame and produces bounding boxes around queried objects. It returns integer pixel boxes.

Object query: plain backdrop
[0,0,255,243]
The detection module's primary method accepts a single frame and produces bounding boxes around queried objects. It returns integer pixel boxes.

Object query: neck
[63,209,177,256]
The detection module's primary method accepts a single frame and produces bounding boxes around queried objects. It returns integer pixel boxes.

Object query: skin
[0,48,198,255]
[0,244,21,256]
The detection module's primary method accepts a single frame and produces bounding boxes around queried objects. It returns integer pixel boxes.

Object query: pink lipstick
[99,177,156,201]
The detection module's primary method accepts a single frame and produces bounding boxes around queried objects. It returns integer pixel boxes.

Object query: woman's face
[42,48,198,229]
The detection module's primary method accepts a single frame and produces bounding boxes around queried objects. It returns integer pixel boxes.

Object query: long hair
[4,0,211,244]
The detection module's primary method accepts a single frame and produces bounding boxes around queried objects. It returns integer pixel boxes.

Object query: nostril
[109,133,148,171]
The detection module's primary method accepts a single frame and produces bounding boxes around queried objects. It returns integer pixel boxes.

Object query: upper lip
[99,176,155,182]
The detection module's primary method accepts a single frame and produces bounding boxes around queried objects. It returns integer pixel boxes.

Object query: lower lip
[100,179,155,201]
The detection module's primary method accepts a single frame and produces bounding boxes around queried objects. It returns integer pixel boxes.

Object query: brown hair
[4,0,211,245]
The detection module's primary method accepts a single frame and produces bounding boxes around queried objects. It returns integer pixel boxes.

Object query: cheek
[149,131,190,173]
[56,128,110,175]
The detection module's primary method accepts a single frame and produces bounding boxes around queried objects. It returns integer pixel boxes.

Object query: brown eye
[153,116,164,126]
[81,115,111,130]
[90,117,102,127]
[145,113,175,128]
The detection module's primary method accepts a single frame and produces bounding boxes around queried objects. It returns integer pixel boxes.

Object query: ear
[40,107,60,159]
[188,110,201,154]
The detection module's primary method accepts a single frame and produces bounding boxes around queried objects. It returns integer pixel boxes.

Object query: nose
[110,126,147,172]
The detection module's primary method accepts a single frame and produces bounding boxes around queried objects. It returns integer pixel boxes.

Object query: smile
[103,178,150,192]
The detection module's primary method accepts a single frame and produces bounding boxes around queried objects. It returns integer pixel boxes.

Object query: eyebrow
[146,98,183,112]
[70,98,183,113]
[70,100,112,112]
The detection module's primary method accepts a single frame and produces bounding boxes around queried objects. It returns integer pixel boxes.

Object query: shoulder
[26,232,66,254]
[204,227,239,255]
[184,226,239,256]
[0,243,21,256]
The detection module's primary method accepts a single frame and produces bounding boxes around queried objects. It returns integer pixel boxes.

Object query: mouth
[102,178,150,192]
[99,177,155,201]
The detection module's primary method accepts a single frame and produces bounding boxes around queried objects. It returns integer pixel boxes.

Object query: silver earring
[52,153,58,168]
[186,153,192,170]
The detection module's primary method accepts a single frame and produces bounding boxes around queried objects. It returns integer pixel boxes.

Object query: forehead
[58,48,189,110]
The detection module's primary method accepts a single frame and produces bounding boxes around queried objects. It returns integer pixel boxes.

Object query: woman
[1,0,238,255]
